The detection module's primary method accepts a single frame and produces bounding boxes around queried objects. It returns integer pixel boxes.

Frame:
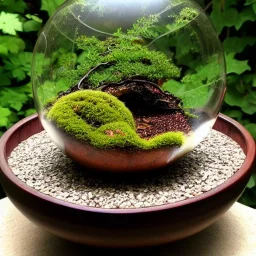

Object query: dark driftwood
[0,114,255,247]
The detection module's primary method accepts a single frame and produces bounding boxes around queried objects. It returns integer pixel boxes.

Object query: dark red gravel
[135,112,191,139]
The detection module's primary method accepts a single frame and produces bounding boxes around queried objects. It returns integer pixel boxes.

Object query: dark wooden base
[0,114,255,247]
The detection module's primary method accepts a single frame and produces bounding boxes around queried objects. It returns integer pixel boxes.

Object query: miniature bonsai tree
[63,32,180,89]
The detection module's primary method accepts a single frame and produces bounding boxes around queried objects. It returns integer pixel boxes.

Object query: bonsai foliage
[47,90,185,149]
[61,33,181,89]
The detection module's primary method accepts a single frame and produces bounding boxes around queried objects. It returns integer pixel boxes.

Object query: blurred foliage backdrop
[0,0,255,207]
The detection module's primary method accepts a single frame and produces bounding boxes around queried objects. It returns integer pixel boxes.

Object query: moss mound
[47,90,185,149]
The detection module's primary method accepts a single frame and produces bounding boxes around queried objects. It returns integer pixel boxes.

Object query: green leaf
[0,36,25,54]
[25,14,42,23]
[162,80,208,108]
[224,0,238,9]
[179,84,209,108]
[210,3,256,34]
[246,91,256,104]
[37,80,69,104]
[223,37,256,54]
[7,112,19,128]
[17,83,33,97]
[174,32,199,60]
[245,123,256,139]
[32,53,52,77]
[225,86,256,115]
[41,0,66,16]
[210,5,238,34]
[0,107,11,117]
[0,107,11,127]
[163,59,221,108]
[242,74,256,85]
[252,75,256,87]
[240,119,252,126]
[3,52,32,80]
[245,0,256,5]
[241,101,256,115]
[25,108,36,117]
[235,7,256,30]
[23,20,41,32]
[19,52,33,66]
[0,117,9,127]
[247,175,256,189]
[0,87,29,111]
[0,67,11,86]
[0,12,23,35]
[225,53,251,75]
[5,54,21,67]
[194,61,220,82]
[0,0,27,13]
[12,68,26,81]
[0,45,8,55]
[224,89,239,109]
[239,188,256,206]
[10,102,23,111]
[162,80,186,95]
[222,109,243,120]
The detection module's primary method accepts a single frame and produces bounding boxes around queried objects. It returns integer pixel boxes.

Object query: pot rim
[0,113,255,214]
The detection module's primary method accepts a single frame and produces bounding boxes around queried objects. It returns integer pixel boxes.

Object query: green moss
[47,90,185,149]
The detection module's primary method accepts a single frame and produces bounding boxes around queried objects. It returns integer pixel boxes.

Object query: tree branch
[78,62,111,89]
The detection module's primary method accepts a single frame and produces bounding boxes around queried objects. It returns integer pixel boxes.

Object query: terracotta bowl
[0,114,255,247]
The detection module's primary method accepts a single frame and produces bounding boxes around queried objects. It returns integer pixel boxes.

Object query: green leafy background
[0,0,255,207]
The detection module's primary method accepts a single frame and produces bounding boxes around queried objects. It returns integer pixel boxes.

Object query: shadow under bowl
[0,113,255,247]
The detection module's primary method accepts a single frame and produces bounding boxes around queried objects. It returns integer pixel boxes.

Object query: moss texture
[47,90,185,149]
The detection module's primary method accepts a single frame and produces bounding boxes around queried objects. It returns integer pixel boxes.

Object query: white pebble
[8,130,245,209]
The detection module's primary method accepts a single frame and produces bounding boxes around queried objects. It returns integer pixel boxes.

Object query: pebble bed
[8,130,245,209]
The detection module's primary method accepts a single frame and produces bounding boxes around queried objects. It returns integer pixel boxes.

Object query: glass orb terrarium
[32,0,226,172]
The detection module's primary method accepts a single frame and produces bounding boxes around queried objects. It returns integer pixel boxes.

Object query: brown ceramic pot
[0,114,255,247]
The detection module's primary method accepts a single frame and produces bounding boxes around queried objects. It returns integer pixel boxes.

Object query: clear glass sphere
[32,0,226,172]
